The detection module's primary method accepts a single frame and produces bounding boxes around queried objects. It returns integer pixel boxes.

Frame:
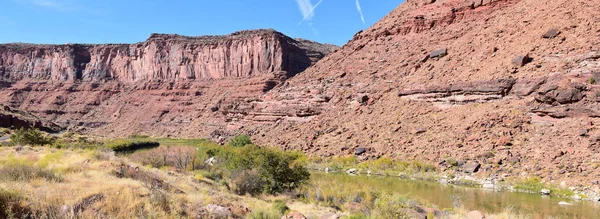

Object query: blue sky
[0,0,403,46]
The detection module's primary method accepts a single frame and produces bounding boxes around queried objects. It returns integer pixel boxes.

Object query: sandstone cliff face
[0,29,336,82]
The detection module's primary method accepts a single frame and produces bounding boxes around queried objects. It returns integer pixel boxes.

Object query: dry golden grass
[0,146,334,219]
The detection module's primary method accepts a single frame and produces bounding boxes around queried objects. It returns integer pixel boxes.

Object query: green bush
[105,139,159,152]
[0,128,9,135]
[196,144,309,195]
[226,145,310,194]
[9,128,53,146]
[590,77,596,84]
[228,135,252,147]
[272,201,289,215]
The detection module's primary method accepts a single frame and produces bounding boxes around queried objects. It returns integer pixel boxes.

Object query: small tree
[228,135,252,147]
[10,128,53,146]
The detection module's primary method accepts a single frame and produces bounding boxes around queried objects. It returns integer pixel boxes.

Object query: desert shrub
[129,146,199,171]
[247,205,283,219]
[0,189,30,219]
[195,169,224,182]
[105,138,159,152]
[272,201,289,215]
[226,145,310,194]
[445,158,459,167]
[150,189,171,213]
[228,135,253,147]
[195,143,309,195]
[371,194,413,219]
[0,158,62,182]
[590,77,596,84]
[331,156,359,169]
[232,169,266,196]
[0,128,9,135]
[93,147,115,161]
[51,137,101,149]
[9,128,53,146]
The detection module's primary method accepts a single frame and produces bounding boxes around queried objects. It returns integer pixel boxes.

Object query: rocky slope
[238,0,600,187]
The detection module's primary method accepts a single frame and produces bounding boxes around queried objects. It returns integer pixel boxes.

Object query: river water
[311,172,600,219]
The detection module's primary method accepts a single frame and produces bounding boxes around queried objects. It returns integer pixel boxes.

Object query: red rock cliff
[0,29,337,82]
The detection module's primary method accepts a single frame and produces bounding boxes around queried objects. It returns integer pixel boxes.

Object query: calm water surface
[312,172,600,219]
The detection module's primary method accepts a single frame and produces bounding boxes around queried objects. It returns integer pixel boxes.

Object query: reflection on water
[312,172,599,219]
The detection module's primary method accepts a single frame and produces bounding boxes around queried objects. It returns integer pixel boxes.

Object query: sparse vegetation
[590,77,596,84]
[511,177,575,197]
[310,156,437,175]
[227,134,253,147]
[0,156,62,182]
[9,128,54,146]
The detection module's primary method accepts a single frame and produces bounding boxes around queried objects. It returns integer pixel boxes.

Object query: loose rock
[462,161,481,173]
[541,189,551,195]
[355,147,367,156]
[512,55,531,67]
[429,48,448,58]
[542,29,561,38]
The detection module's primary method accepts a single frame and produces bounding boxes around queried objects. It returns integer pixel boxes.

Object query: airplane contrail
[355,0,365,24]
[297,0,324,26]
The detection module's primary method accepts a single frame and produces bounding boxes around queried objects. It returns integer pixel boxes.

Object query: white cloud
[295,0,324,25]
[355,0,365,24]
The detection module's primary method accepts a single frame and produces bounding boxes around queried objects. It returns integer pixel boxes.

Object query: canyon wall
[0,29,337,82]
